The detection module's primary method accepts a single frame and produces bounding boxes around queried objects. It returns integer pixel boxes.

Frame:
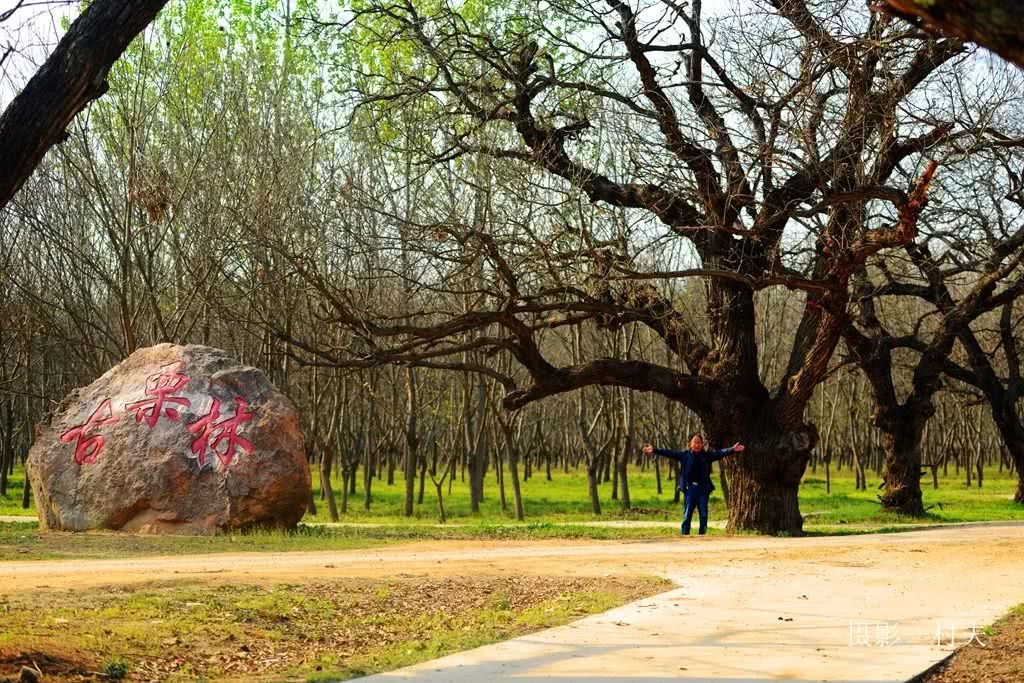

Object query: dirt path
[4,523,1024,681]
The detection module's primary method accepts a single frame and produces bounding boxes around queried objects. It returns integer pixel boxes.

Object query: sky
[0,0,74,103]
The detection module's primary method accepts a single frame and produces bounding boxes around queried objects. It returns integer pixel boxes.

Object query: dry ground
[920,605,1024,683]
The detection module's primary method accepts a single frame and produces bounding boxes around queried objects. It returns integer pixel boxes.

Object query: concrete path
[358,524,1024,683]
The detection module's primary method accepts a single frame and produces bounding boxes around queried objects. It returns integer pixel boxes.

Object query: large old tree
[848,159,1024,507]
[844,169,1024,515]
[0,0,168,210]
[277,0,1001,535]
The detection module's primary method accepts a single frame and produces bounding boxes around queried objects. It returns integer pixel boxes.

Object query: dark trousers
[682,489,710,535]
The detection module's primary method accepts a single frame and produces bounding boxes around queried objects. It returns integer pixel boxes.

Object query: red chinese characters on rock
[62,359,258,470]
[188,397,255,469]
[125,361,192,427]
[60,399,119,465]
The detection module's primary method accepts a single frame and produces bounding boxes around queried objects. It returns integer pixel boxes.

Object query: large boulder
[28,344,310,533]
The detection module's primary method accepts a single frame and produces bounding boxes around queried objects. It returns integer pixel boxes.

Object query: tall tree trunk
[22,469,31,509]
[618,389,633,511]
[418,457,427,505]
[403,368,418,517]
[340,462,349,514]
[320,447,339,522]
[509,447,525,521]
[990,403,1024,503]
[586,462,602,516]
[704,278,817,535]
[363,444,374,511]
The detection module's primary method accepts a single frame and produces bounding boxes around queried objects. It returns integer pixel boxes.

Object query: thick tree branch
[502,358,712,412]
[0,0,169,210]
[881,0,1024,69]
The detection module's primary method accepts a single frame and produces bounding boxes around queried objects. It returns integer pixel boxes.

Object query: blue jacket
[654,446,736,495]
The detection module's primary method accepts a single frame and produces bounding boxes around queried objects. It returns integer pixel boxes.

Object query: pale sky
[0,0,76,102]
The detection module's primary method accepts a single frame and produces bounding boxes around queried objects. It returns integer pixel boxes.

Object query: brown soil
[922,610,1024,683]
[0,650,96,683]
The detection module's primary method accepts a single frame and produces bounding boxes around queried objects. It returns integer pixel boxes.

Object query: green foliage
[344,0,600,152]
[102,657,130,680]
[85,0,332,180]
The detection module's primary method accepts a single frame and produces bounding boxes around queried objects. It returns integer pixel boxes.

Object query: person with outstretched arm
[642,434,745,535]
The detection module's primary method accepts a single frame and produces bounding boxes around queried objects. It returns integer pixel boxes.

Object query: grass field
[2,462,1023,536]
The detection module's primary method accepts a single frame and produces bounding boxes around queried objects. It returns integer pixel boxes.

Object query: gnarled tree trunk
[876,409,928,516]
[989,403,1024,504]
[714,410,816,535]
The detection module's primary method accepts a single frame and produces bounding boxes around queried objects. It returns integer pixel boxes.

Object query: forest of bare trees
[2,0,1024,535]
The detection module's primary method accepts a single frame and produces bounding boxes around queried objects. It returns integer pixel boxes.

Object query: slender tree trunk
[320,447,339,522]
[403,368,418,517]
[586,463,602,516]
[340,463,349,514]
[509,447,525,521]
[497,448,507,512]
[418,457,427,505]
[21,468,31,509]
[618,390,633,510]
[432,478,447,524]
[305,446,318,516]
[363,448,374,511]
[717,459,729,507]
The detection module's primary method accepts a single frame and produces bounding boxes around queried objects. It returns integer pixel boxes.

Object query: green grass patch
[3,461,1022,548]
[0,575,670,681]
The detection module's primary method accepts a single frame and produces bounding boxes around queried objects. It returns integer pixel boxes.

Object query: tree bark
[877,411,927,516]
[718,415,815,535]
[0,0,170,210]
[990,403,1024,503]
[320,448,339,522]
[586,463,602,516]
[403,368,418,517]
[509,447,525,521]
[701,280,815,536]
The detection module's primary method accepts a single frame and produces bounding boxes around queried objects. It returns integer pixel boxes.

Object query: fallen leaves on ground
[0,574,669,682]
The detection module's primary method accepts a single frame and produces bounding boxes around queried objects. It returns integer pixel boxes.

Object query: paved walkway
[358,524,1024,682]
